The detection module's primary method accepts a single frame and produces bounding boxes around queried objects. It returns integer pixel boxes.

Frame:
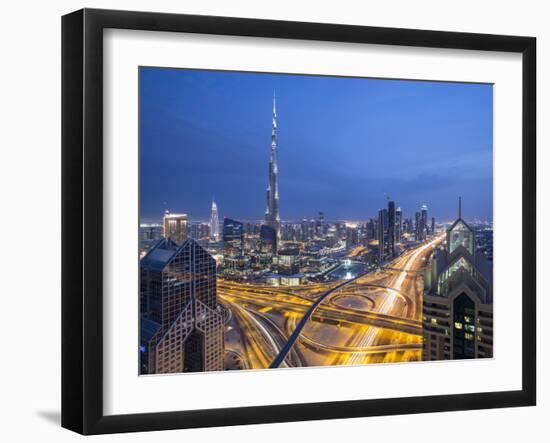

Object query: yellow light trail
[219,235,444,368]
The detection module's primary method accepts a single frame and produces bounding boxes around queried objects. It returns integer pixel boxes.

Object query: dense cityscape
[139,93,493,374]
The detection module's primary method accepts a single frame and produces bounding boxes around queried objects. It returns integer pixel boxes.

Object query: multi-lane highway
[219,235,444,370]
[323,237,442,366]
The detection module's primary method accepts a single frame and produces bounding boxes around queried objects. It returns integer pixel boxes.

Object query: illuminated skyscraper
[366,218,375,242]
[396,206,402,243]
[222,218,244,257]
[265,93,280,246]
[378,208,388,263]
[140,238,224,374]
[415,204,428,242]
[346,224,359,249]
[423,198,493,360]
[260,224,277,254]
[163,211,188,244]
[210,200,219,242]
[421,204,428,241]
[317,211,325,237]
[387,200,396,257]
[415,211,421,241]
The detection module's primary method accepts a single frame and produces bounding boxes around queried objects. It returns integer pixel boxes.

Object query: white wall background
[0,0,546,441]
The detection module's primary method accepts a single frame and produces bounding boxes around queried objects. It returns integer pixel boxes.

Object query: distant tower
[387,200,396,257]
[415,211,421,241]
[210,200,219,242]
[163,211,188,244]
[396,206,402,243]
[260,225,277,254]
[421,204,428,240]
[318,211,325,236]
[222,218,244,257]
[378,208,388,263]
[265,93,281,246]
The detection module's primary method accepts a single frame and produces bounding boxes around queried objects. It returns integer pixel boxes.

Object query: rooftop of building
[163,213,188,219]
[140,238,180,271]
[141,237,210,271]
[140,317,160,344]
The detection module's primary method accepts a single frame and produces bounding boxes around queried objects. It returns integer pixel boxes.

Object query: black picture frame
[61,8,537,435]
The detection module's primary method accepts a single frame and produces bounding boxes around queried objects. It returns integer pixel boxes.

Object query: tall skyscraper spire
[265,93,281,247]
[210,200,219,242]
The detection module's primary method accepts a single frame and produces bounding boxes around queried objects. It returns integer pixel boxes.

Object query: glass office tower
[140,238,224,374]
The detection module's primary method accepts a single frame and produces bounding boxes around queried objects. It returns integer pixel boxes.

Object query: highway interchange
[219,235,444,370]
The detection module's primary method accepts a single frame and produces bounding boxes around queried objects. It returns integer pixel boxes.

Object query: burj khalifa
[265,94,281,245]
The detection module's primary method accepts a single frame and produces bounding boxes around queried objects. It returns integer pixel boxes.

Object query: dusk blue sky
[140,67,493,223]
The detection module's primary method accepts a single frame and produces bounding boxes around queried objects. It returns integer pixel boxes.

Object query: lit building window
[439,257,473,287]
[454,322,463,330]
[449,220,474,255]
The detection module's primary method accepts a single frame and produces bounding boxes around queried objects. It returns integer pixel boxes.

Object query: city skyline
[139,67,493,222]
[139,67,494,374]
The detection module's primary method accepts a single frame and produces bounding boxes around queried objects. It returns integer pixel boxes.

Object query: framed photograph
[61,8,536,435]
